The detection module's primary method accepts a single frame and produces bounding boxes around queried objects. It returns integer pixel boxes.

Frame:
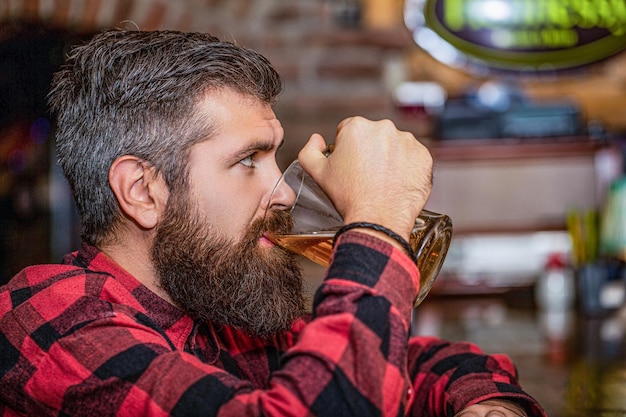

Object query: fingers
[298,116,434,240]
[297,133,328,175]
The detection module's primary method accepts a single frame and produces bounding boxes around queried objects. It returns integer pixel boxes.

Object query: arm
[268,230,420,416]
[406,336,547,417]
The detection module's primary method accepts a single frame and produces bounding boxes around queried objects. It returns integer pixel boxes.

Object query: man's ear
[109,155,169,229]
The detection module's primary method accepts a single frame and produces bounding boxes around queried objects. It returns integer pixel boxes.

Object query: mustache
[246,209,295,243]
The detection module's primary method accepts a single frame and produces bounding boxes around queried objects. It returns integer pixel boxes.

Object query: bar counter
[412,293,626,417]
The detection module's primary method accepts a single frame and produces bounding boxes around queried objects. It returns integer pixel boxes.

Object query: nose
[264,168,297,214]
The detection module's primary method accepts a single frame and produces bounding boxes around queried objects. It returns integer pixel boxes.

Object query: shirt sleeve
[221,230,421,416]
[405,336,548,417]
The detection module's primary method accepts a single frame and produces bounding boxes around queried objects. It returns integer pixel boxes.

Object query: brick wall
[0,0,420,164]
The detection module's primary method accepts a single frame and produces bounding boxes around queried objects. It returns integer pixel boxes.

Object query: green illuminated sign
[405,0,626,72]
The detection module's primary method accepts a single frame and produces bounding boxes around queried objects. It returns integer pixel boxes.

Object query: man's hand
[298,116,433,243]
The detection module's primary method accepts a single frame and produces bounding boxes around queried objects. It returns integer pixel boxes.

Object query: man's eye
[239,155,255,168]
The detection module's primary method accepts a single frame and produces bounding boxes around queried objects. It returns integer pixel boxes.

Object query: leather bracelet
[332,222,416,261]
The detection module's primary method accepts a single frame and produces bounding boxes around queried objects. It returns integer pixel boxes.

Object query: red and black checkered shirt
[0,231,545,416]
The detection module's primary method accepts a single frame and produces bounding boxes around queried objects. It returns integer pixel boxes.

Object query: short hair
[48,30,283,246]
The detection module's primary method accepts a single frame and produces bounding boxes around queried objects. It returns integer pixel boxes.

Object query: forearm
[260,230,420,416]
[406,336,546,417]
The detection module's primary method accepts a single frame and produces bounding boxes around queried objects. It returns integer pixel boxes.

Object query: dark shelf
[428,136,609,162]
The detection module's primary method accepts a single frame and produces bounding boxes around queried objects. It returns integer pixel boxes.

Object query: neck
[100,230,176,305]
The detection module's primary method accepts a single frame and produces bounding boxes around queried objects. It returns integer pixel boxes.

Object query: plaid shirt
[0,231,545,417]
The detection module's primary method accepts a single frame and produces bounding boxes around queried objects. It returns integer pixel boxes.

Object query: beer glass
[266,157,453,307]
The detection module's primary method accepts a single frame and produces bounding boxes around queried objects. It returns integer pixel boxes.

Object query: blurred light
[469,0,513,24]
[491,29,513,48]
[404,0,426,29]
[393,81,447,115]
[414,27,465,68]
[600,178,626,260]
[476,81,513,111]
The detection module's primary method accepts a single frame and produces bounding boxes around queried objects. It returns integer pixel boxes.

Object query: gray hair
[48,29,283,246]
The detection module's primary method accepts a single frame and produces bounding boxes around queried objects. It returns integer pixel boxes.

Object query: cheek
[195,185,264,238]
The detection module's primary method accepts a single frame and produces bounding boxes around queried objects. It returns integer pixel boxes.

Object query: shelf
[423,135,615,236]
[427,136,610,162]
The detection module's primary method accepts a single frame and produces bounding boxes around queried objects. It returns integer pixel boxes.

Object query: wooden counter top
[413,296,626,417]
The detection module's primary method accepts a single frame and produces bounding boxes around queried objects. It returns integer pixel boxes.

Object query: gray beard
[151,195,306,338]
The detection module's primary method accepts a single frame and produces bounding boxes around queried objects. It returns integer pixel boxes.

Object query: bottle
[535,253,575,312]
[536,253,576,364]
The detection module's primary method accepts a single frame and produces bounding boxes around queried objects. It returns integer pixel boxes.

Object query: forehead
[191,88,283,155]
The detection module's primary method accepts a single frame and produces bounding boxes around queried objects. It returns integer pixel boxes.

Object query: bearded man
[0,30,544,417]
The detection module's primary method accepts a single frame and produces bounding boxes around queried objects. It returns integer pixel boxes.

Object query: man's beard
[151,193,306,338]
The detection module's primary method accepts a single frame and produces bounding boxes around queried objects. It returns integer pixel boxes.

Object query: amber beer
[269,213,452,307]
[269,232,335,268]
[270,216,449,275]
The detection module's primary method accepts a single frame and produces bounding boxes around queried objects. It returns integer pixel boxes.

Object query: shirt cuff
[326,229,420,319]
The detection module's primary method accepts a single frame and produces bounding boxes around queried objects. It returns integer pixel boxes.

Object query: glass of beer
[266,157,453,307]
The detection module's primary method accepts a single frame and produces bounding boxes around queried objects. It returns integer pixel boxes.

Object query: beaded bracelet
[332,222,416,261]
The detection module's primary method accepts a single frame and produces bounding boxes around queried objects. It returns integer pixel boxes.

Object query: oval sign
[404,0,626,73]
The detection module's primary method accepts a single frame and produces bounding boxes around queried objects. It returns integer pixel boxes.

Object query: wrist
[342,208,415,242]
[333,222,416,261]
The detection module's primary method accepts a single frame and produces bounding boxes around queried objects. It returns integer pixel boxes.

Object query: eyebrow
[230,138,285,161]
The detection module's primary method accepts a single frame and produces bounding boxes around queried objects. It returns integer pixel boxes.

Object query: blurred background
[1,1,626,416]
